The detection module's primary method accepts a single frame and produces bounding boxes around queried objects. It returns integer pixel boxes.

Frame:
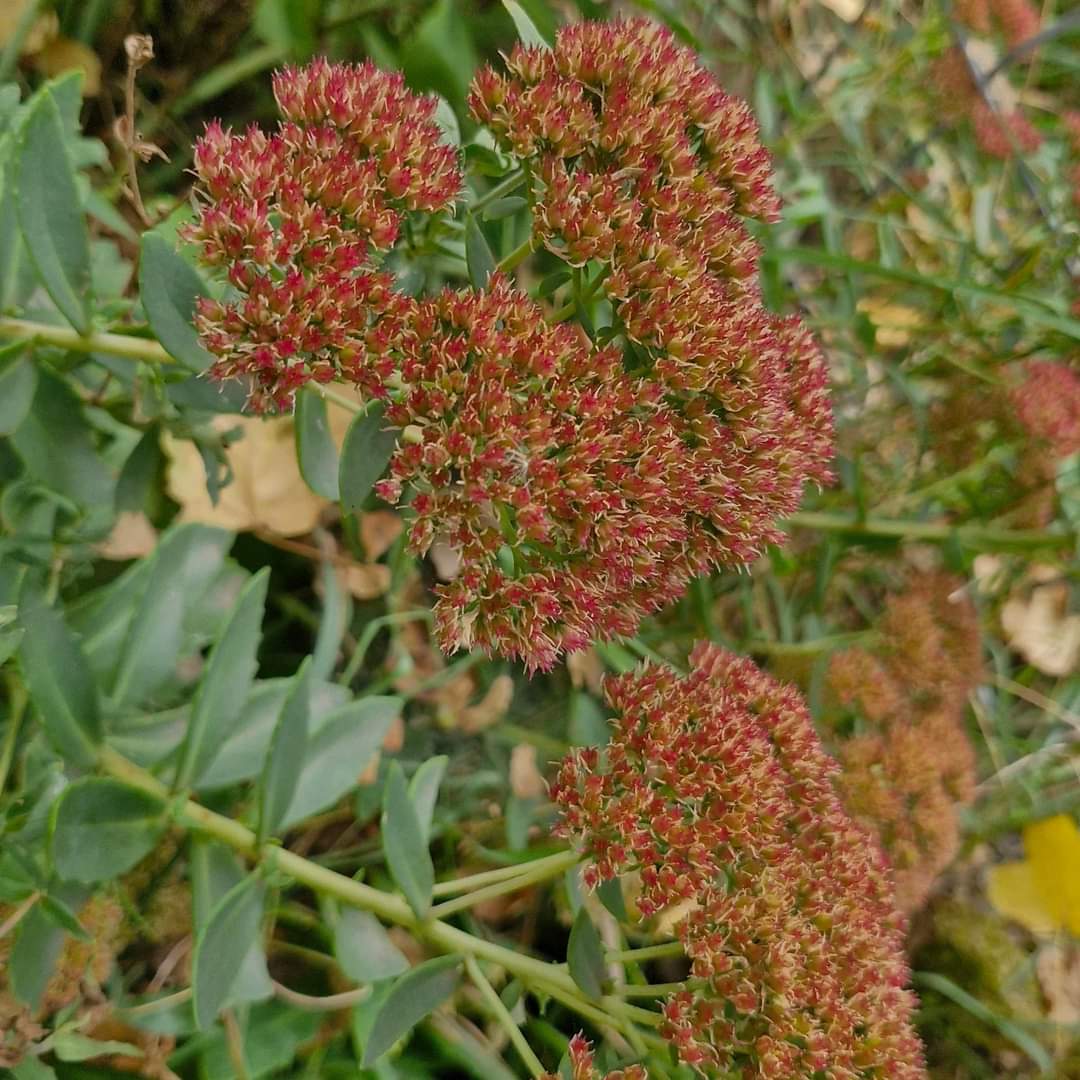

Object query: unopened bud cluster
[551,644,926,1076]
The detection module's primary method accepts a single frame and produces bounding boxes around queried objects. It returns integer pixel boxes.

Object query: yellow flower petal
[987,860,1058,935]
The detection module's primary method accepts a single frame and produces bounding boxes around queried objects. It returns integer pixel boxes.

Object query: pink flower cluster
[1011,360,1080,458]
[186,59,460,410]
[470,19,833,493]
[375,277,826,669]
[541,1034,647,1080]
[189,37,835,667]
[551,644,926,1077]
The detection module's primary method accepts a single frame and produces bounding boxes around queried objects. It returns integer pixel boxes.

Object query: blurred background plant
[0,0,1078,1077]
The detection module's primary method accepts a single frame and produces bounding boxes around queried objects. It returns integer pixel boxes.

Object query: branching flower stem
[431,849,582,898]
[429,850,580,919]
[464,954,547,1079]
[95,748,641,1036]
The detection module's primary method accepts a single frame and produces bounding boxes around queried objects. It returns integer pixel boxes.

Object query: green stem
[469,172,526,214]
[0,0,43,83]
[497,237,534,275]
[432,850,581,898]
[0,317,358,412]
[746,630,879,656]
[785,510,1073,551]
[429,850,580,919]
[464,955,547,1079]
[0,677,27,794]
[606,942,685,964]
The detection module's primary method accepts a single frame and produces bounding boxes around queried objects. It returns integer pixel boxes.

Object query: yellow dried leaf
[0,0,57,55]
[33,36,102,95]
[988,814,1080,935]
[856,297,925,348]
[162,417,325,538]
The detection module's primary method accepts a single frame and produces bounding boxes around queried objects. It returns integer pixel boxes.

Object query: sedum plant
[16,6,1069,1077]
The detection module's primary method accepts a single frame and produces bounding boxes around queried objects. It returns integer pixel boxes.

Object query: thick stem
[432,850,578,898]
[469,171,526,214]
[464,954,547,1079]
[496,237,534,274]
[785,510,1073,551]
[429,850,580,918]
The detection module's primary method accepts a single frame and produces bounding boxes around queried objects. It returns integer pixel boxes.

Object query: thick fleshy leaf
[50,778,166,883]
[15,87,90,331]
[334,909,409,983]
[192,873,267,1030]
[408,755,448,842]
[0,345,35,436]
[191,842,272,1009]
[18,593,102,767]
[361,955,462,1066]
[382,761,434,918]
[257,659,312,843]
[339,403,398,513]
[295,386,340,500]
[465,214,496,289]
[175,569,269,790]
[139,231,214,372]
[9,368,113,506]
[111,524,231,708]
[567,907,606,999]
[281,696,400,829]
[502,0,551,47]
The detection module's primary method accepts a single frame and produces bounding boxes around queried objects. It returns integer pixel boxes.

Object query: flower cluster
[1011,360,1080,458]
[954,0,1040,46]
[186,59,461,410]
[930,47,1040,160]
[0,895,125,1067]
[542,1034,648,1080]
[552,643,926,1077]
[375,277,827,669]
[828,573,980,910]
[469,17,834,481]
[190,39,834,666]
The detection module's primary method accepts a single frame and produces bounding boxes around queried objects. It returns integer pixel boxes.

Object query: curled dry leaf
[342,563,392,600]
[567,648,605,696]
[459,674,515,734]
[1001,565,1080,676]
[96,511,158,561]
[163,416,325,537]
[360,510,404,560]
[1037,943,1080,1025]
[509,744,546,800]
[429,539,462,581]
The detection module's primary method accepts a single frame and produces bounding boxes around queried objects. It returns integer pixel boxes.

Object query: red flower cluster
[954,0,1040,45]
[186,59,460,410]
[931,47,1040,161]
[541,1034,647,1080]
[552,644,926,1077]
[189,41,835,667]
[376,277,811,670]
[828,573,980,911]
[1011,360,1080,458]
[469,18,834,488]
